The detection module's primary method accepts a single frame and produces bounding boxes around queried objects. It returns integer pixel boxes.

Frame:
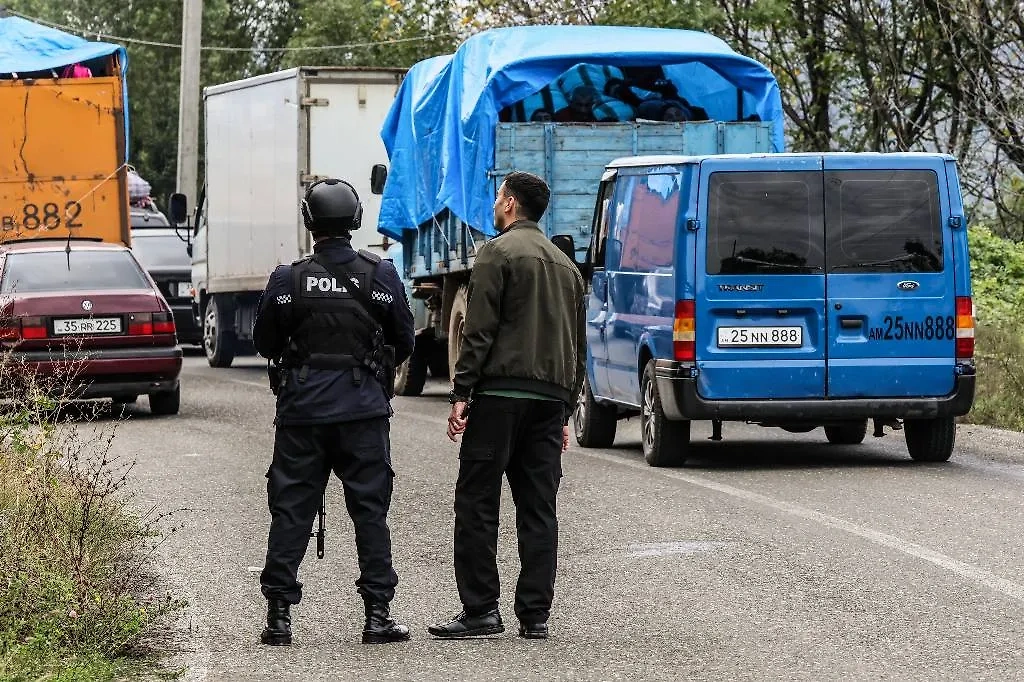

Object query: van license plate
[53,317,122,335]
[717,326,802,347]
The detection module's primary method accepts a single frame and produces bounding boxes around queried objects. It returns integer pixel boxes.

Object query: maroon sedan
[0,239,183,414]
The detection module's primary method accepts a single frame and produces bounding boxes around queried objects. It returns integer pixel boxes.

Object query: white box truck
[186,67,404,368]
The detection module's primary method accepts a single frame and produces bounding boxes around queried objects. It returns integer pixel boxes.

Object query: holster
[267,360,286,396]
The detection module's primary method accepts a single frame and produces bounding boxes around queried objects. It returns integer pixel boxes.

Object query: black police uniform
[253,236,414,608]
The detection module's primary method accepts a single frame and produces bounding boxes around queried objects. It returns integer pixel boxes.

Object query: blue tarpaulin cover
[0,16,130,154]
[378,25,785,239]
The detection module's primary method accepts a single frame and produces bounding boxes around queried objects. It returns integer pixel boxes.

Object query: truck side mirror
[169,193,188,225]
[370,164,388,195]
[550,234,577,263]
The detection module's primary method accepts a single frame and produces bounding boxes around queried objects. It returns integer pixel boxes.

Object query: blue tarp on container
[378,25,785,240]
[0,15,130,155]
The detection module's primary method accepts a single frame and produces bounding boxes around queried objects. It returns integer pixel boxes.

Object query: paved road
[102,354,1024,681]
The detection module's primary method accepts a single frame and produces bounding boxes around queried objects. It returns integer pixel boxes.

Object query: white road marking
[627,541,729,557]
[398,409,1024,604]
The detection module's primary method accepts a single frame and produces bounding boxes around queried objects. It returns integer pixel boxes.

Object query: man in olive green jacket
[428,171,586,641]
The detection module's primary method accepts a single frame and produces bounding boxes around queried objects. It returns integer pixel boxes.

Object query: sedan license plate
[717,326,802,348]
[53,317,123,336]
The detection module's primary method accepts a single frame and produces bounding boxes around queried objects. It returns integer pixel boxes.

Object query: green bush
[0,358,182,680]
[965,224,1024,431]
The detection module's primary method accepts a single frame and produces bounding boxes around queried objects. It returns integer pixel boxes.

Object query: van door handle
[839,317,863,329]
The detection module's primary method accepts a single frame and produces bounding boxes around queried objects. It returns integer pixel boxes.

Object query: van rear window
[707,171,824,275]
[825,170,943,273]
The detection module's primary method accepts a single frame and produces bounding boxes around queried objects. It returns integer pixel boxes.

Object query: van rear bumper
[654,359,976,421]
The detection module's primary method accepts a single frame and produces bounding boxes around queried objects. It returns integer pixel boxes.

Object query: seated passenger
[592,97,636,122]
[636,98,695,122]
[554,86,599,122]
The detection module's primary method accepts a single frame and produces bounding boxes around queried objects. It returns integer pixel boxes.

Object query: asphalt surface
[98,353,1024,681]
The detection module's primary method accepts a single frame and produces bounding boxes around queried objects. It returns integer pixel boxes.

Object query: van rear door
[695,156,828,400]
[823,158,956,398]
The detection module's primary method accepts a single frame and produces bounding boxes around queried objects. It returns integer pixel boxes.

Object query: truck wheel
[824,420,868,445]
[447,285,469,382]
[203,296,236,368]
[574,374,617,448]
[904,417,956,462]
[394,341,429,396]
[640,360,690,467]
[149,386,181,416]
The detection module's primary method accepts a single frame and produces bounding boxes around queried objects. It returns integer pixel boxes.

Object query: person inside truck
[553,86,599,122]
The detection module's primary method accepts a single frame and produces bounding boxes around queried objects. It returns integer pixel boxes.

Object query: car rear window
[0,249,150,293]
[707,171,825,275]
[131,233,191,269]
[130,210,170,228]
[825,170,943,273]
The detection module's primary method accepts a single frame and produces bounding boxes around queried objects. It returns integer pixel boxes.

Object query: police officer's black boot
[260,598,292,646]
[362,602,411,644]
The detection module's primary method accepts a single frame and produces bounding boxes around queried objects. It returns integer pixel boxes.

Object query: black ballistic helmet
[301,178,363,234]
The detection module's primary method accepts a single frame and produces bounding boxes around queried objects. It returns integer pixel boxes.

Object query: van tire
[905,417,956,462]
[394,341,429,396]
[149,386,181,416]
[824,420,868,445]
[641,361,690,467]
[574,375,617,448]
[447,285,469,382]
[204,295,236,368]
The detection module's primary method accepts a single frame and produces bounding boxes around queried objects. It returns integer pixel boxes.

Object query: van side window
[825,170,943,273]
[613,171,682,273]
[707,171,825,275]
[591,181,616,267]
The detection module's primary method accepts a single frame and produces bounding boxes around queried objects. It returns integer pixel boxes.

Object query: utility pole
[176,0,203,204]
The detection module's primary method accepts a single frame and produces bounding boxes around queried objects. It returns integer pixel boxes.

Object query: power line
[6,6,594,53]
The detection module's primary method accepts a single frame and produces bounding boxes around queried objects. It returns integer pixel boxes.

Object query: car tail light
[673,299,696,362]
[128,313,153,336]
[129,312,175,336]
[0,316,47,342]
[955,296,974,359]
[20,316,47,340]
[153,312,175,335]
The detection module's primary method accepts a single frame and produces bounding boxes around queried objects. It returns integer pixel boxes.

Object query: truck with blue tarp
[0,15,132,246]
[371,25,786,395]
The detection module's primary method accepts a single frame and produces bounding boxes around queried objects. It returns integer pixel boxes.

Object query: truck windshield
[706,171,825,275]
[0,249,149,293]
[825,170,943,273]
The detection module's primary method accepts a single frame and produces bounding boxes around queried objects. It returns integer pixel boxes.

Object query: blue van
[573,152,976,465]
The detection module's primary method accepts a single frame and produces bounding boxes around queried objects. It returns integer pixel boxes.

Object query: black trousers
[453,395,564,623]
[261,417,398,605]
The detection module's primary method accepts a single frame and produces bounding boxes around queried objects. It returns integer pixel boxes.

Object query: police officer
[253,178,415,645]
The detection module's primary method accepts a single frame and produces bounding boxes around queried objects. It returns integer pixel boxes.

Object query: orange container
[0,75,130,245]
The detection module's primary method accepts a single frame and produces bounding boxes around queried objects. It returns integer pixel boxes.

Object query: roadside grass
[0,355,184,681]
[968,322,1024,432]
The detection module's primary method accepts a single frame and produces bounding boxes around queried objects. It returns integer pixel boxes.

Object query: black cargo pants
[261,417,398,605]
[453,395,564,624]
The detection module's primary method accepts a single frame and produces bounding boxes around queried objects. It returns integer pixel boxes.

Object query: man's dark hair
[503,171,550,222]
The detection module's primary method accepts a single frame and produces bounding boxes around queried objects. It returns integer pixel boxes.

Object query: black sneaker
[427,609,504,638]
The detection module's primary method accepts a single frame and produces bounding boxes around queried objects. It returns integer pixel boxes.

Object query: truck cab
[573,152,976,465]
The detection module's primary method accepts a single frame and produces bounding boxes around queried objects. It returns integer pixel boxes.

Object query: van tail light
[955,296,974,360]
[0,316,47,342]
[673,299,696,361]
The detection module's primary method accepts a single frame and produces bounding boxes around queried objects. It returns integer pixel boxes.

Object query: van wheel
[394,341,429,396]
[824,420,868,445]
[640,361,690,467]
[204,296,236,368]
[574,375,617,448]
[149,386,181,416]
[905,417,956,462]
[447,285,469,382]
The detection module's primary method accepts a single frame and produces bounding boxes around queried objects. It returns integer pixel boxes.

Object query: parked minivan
[573,152,976,466]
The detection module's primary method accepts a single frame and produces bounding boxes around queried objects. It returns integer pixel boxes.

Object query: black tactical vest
[284,251,385,383]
